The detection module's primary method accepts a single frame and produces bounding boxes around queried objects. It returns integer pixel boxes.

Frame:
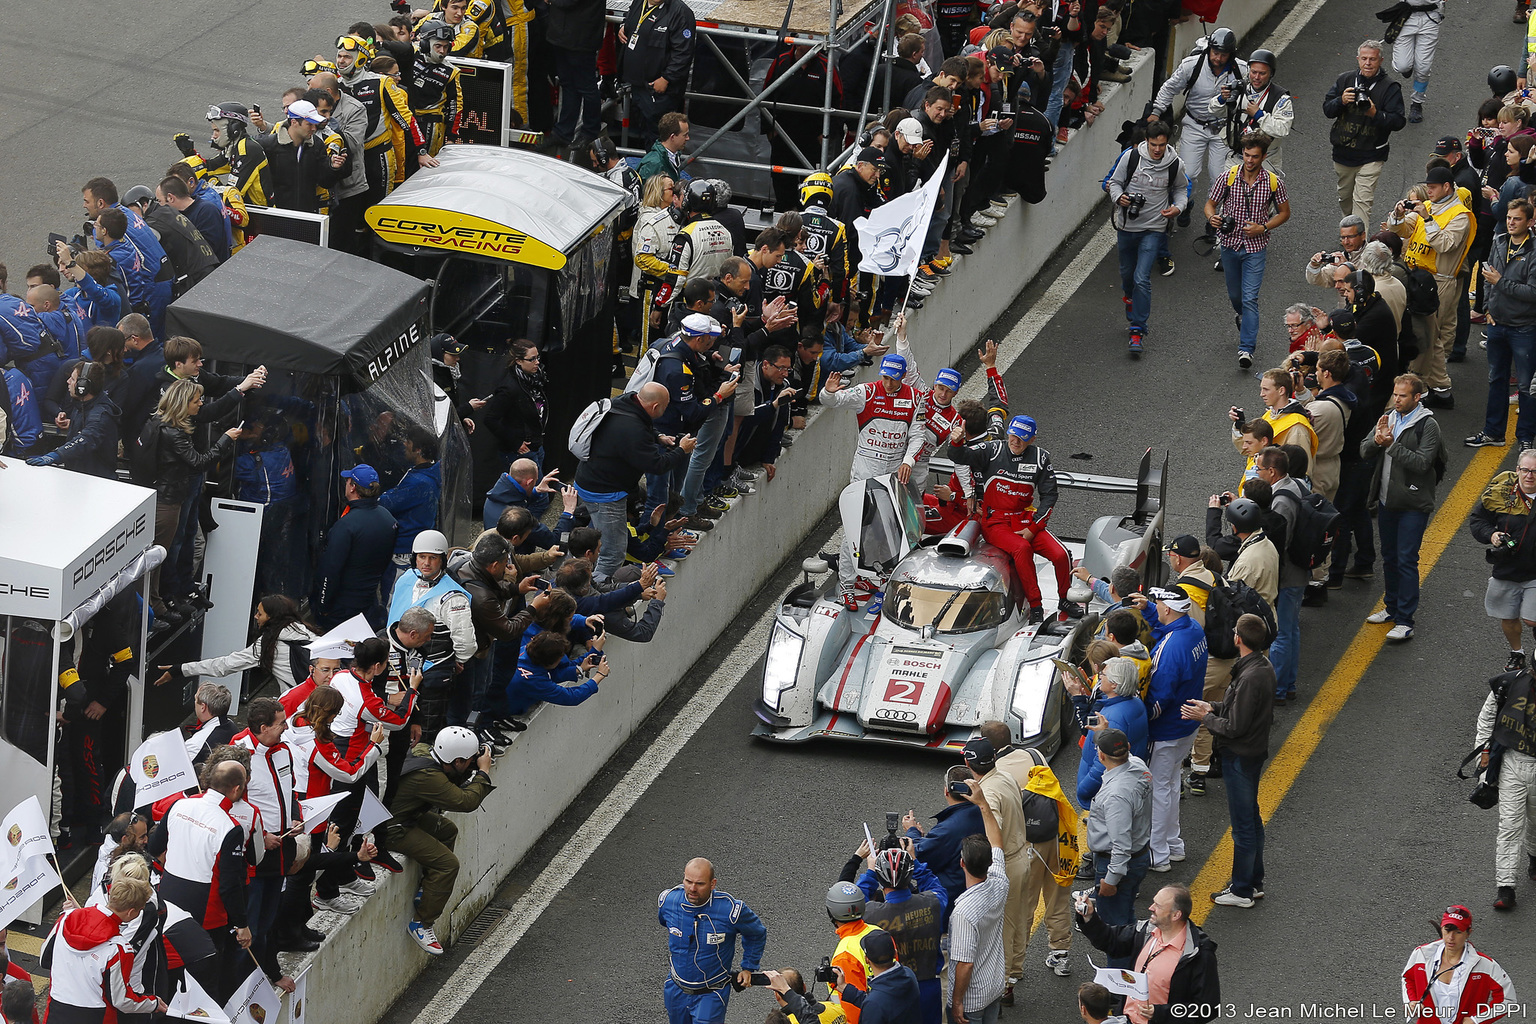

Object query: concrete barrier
[286,10,1273,1016]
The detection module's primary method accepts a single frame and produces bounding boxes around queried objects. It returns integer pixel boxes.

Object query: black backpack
[286,639,310,687]
[1184,572,1275,659]
[1405,267,1440,315]
[1273,487,1342,571]
[1016,747,1059,843]
[128,417,161,487]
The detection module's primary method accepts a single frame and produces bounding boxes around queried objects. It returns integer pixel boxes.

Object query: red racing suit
[948,439,1072,608]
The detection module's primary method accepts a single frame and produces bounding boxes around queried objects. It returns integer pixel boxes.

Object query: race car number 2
[883,679,924,704]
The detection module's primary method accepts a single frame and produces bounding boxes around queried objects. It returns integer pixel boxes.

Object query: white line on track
[410,2,1332,1019]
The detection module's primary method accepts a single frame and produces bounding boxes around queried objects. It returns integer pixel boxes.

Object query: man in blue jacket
[1074,657,1151,810]
[1142,586,1208,873]
[658,857,767,1024]
[832,929,922,1024]
[315,465,398,629]
[380,430,443,587]
[504,630,604,716]
[902,765,984,907]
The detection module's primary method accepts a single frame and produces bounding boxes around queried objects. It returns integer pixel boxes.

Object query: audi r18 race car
[752,451,1169,756]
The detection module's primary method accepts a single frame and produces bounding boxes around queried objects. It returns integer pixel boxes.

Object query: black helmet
[121,185,157,211]
[683,179,722,216]
[1248,48,1277,73]
[1224,497,1261,532]
[418,22,456,60]
[1490,65,1518,97]
[1207,28,1237,55]
[207,102,251,141]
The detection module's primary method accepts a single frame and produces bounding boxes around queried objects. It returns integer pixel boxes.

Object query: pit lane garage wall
[286,15,1266,1018]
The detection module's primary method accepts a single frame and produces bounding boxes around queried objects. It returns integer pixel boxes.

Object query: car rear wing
[1056,448,1168,529]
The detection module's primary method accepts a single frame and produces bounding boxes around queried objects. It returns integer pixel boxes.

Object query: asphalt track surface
[3,0,1531,1020]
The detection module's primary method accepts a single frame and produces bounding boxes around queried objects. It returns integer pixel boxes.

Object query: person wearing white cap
[645,313,737,529]
[822,352,927,609]
[1141,586,1208,873]
[255,98,351,214]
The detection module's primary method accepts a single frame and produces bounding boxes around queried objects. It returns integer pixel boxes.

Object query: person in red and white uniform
[1402,905,1517,1024]
[891,323,1007,492]
[822,351,927,608]
[232,698,299,992]
[42,875,166,1022]
[949,413,1080,622]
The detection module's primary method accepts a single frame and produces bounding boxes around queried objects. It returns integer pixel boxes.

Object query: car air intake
[936,520,981,558]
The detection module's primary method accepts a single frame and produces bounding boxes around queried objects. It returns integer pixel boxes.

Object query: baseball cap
[934,367,962,390]
[341,464,379,489]
[861,929,898,965]
[1442,905,1472,931]
[681,313,723,337]
[1006,415,1036,441]
[1166,534,1200,558]
[431,332,467,358]
[1433,135,1462,155]
[856,146,886,166]
[895,117,924,145]
[962,737,996,773]
[287,100,326,125]
[985,46,1014,69]
[1425,166,1455,185]
[1098,728,1130,759]
[1148,585,1192,612]
[879,353,908,379]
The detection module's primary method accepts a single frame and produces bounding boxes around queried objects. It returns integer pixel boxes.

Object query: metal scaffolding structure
[605,0,898,201]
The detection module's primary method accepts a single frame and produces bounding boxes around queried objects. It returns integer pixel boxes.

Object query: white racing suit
[823,379,926,596]
[1152,53,1249,211]
[1392,1,1444,108]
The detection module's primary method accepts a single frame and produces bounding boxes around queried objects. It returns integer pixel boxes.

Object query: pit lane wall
[290,15,1259,1018]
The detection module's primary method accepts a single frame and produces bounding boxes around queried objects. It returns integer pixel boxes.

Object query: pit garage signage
[366,204,567,269]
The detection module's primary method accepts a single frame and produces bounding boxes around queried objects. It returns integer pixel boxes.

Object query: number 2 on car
[884,679,922,704]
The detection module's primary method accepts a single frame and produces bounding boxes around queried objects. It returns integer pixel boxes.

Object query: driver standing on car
[948,415,1079,624]
[822,354,927,611]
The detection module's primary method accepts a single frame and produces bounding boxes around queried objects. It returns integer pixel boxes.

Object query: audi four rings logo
[874,708,918,722]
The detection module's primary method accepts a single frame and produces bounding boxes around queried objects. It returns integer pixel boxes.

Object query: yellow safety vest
[1264,409,1319,458]
[1405,198,1474,277]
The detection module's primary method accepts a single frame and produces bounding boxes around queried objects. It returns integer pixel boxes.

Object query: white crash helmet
[432,726,481,764]
[412,529,450,556]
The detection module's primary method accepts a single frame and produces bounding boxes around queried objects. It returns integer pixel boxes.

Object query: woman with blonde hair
[148,377,239,628]
[633,174,681,353]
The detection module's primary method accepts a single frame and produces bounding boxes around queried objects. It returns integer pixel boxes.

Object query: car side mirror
[802,556,829,575]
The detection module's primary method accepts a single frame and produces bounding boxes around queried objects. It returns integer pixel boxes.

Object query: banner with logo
[296,793,349,833]
[224,969,281,1024]
[853,151,948,278]
[0,854,60,930]
[168,970,232,1022]
[288,968,308,1024]
[1093,963,1150,1001]
[130,730,201,806]
[355,788,393,836]
[1,796,53,874]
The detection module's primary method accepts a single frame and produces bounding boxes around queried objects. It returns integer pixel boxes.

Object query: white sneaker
[1045,949,1071,976]
[1212,890,1255,908]
[313,892,366,915]
[1148,861,1172,873]
[971,213,997,227]
[1169,852,1187,863]
[339,877,376,897]
[1365,609,1393,624]
[408,920,444,955]
[989,200,1009,215]
[1386,624,1415,641]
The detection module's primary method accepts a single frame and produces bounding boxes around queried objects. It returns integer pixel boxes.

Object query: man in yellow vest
[823,882,874,1024]
[1388,166,1474,408]
[1237,368,1319,461]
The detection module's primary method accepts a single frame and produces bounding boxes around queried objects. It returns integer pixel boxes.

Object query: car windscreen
[882,582,1007,633]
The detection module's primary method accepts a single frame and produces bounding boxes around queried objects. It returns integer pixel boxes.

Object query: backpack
[1405,266,1440,315]
[624,346,684,394]
[1184,572,1275,659]
[1272,486,1341,571]
[567,398,614,461]
[129,417,162,487]
[1016,747,1060,843]
[285,638,309,687]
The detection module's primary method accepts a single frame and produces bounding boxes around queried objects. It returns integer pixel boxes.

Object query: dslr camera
[1124,192,1148,216]
[814,957,836,984]
[1220,215,1239,234]
[1317,253,1339,265]
[1351,78,1373,111]
[879,811,902,849]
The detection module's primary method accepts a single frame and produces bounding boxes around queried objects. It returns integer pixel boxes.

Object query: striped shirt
[1208,166,1288,253]
[947,847,1010,1012]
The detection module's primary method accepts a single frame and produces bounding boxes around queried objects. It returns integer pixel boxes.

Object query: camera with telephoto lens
[879,810,902,849]
[814,957,836,984]
[1124,192,1148,216]
[1351,79,1372,111]
[389,0,411,12]
[1220,215,1239,234]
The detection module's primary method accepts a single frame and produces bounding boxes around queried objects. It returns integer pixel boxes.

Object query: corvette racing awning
[365,145,630,270]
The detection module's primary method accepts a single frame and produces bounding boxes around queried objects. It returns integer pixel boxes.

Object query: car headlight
[1010,659,1055,735]
[762,621,805,708]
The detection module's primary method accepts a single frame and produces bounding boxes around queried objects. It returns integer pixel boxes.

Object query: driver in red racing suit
[948,414,1082,623]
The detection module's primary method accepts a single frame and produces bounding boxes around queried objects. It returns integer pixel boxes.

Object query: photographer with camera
[1148,28,1246,238]
[1470,448,1536,674]
[1305,216,1369,288]
[1105,120,1189,356]
[763,968,848,1024]
[1204,134,1291,369]
[836,825,944,1023]
[1322,40,1407,234]
[1210,49,1293,174]
[1388,167,1474,410]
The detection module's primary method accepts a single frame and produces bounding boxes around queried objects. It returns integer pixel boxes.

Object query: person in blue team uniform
[658,857,768,1024]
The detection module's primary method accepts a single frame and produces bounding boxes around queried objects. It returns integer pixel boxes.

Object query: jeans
[1329,465,1376,578]
[680,405,732,515]
[1379,505,1430,627]
[1219,245,1268,354]
[553,47,602,141]
[1269,586,1302,698]
[950,998,1002,1024]
[588,498,631,581]
[1224,754,1266,898]
[1092,848,1150,967]
[1485,323,1536,442]
[922,181,953,262]
[1116,229,1164,332]
[1044,42,1076,131]
[1454,265,1473,357]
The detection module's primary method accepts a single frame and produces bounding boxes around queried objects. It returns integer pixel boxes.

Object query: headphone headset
[74,373,90,398]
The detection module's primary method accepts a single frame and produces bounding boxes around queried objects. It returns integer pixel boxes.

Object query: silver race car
[752,451,1169,755]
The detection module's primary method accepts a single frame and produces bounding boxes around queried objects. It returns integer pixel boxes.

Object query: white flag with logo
[307,614,377,661]
[167,970,232,1022]
[853,150,949,278]
[1,796,54,874]
[1093,964,1150,1001]
[129,730,200,805]
[0,854,60,930]
[355,788,393,836]
[288,969,308,1024]
[296,792,349,833]
[224,968,281,1024]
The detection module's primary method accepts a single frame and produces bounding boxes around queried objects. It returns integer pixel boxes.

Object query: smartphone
[749,973,772,987]
[533,577,552,592]
[251,103,261,115]
[947,781,971,798]
[47,233,69,260]
[727,346,742,363]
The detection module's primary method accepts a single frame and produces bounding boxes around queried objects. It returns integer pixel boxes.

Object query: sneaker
[930,257,954,275]
[1076,859,1096,880]
[1273,692,1288,706]
[1148,861,1172,873]
[1212,890,1256,908]
[340,877,376,897]
[1045,949,1072,977]
[1507,651,1527,673]
[1212,885,1264,901]
[1344,565,1374,579]
[989,200,1009,215]
[1056,125,1071,144]
[1327,576,1345,590]
[408,920,445,955]
[1523,440,1536,453]
[728,476,757,495]
[664,548,690,561]
[1059,600,1086,619]
[1188,774,1206,796]
[1386,624,1415,641]
[1238,350,1253,369]
[1027,605,1045,624]
[1157,254,1175,276]
[1466,432,1507,448]
[714,482,740,499]
[703,494,731,512]
[1169,852,1187,863]
[1408,101,1423,124]
[917,267,941,285]
[1424,387,1454,409]
[1214,258,1225,272]
[971,213,998,228]
[840,591,860,612]
[681,515,714,532]
[1495,886,1517,911]
[313,892,366,915]
[1366,609,1393,624]
[1001,985,1015,1007]
[1128,329,1144,357]
[370,845,404,873]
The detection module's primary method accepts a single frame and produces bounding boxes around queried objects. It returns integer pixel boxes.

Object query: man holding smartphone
[659,858,768,1024]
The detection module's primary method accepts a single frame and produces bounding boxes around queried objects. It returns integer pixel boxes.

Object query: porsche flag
[0,854,60,931]
[0,796,53,874]
[224,969,281,1024]
[1093,962,1150,1001]
[167,970,232,1022]
[289,969,308,1024]
[853,151,949,278]
[296,792,349,833]
[129,730,200,806]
